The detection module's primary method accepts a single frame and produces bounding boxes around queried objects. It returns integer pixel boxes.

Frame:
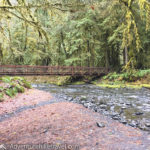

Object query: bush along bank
[93,69,150,89]
[24,76,87,86]
[24,76,73,86]
[0,76,32,102]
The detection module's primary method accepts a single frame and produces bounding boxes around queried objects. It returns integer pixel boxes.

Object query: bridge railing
[0,65,109,76]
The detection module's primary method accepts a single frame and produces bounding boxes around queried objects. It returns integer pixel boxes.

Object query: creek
[33,83,150,132]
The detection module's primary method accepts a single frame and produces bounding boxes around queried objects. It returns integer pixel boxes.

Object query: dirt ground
[0,89,150,150]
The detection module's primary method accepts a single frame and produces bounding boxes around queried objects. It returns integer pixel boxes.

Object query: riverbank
[24,69,150,89]
[92,75,150,89]
[24,76,73,86]
[0,89,150,149]
[34,83,150,132]
[93,71,150,89]
[0,89,52,115]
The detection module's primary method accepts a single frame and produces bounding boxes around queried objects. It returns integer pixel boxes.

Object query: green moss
[95,82,144,89]
[126,85,142,89]
[72,81,85,85]
[24,76,72,86]
[94,82,150,89]
[96,84,125,88]
[56,81,63,86]
[142,84,150,89]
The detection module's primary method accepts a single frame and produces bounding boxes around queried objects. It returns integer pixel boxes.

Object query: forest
[1,1,150,148]
[0,0,150,71]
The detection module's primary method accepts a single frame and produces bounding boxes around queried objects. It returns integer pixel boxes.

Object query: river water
[33,84,150,132]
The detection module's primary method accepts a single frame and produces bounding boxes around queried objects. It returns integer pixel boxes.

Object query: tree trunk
[124,46,128,65]
[61,31,67,57]
[0,43,3,64]
[58,42,61,65]
[87,40,90,67]
[24,24,28,51]
[105,49,109,68]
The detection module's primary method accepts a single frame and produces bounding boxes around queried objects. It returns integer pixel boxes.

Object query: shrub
[1,76,12,83]
[22,80,32,89]
[16,85,25,93]
[5,89,14,97]
[0,76,32,102]
[103,69,150,82]
[0,93,4,102]
[0,86,4,92]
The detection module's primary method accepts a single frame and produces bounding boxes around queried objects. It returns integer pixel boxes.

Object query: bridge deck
[0,65,109,76]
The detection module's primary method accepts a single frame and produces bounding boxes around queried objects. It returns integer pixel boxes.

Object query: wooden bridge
[0,65,109,76]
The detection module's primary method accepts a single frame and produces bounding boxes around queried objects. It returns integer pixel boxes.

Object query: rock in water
[120,119,127,124]
[135,112,144,116]
[96,122,105,128]
[145,122,150,127]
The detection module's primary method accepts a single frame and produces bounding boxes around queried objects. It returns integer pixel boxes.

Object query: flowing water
[33,83,150,132]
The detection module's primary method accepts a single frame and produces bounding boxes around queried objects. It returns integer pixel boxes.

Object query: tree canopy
[0,0,150,70]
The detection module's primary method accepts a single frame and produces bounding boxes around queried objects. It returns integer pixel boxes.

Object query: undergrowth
[103,69,150,82]
[0,76,32,102]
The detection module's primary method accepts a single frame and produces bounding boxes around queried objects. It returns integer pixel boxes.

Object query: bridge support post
[72,66,74,76]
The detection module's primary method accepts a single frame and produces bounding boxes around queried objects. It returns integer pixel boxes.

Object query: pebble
[84,103,92,108]
[99,100,107,105]
[100,104,107,109]
[138,125,147,130]
[96,122,105,128]
[145,122,150,127]
[80,96,87,100]
[120,119,127,124]
[111,112,119,117]
[129,121,138,127]
[126,103,132,106]
[121,106,127,109]
[135,112,144,115]
[112,116,120,120]
[68,97,73,101]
